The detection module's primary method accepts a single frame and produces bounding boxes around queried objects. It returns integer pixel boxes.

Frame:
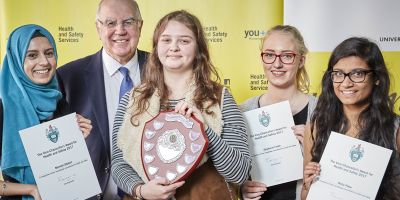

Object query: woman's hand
[76,114,92,138]
[175,100,205,124]
[292,124,306,146]
[301,162,320,199]
[29,185,42,200]
[140,178,185,200]
[241,180,267,200]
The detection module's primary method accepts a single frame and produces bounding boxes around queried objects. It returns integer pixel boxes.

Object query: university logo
[349,144,364,162]
[258,111,271,127]
[46,125,59,143]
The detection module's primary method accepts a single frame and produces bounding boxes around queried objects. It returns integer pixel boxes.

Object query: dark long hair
[311,37,398,199]
[132,10,221,119]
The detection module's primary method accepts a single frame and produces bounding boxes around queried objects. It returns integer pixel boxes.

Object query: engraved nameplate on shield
[141,111,208,183]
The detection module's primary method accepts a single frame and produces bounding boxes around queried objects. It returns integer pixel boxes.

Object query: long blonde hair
[262,25,310,93]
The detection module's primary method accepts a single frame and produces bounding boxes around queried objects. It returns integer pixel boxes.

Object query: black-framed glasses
[97,17,142,29]
[330,69,374,83]
[261,52,297,64]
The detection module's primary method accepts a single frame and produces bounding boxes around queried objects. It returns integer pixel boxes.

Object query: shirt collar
[102,49,139,76]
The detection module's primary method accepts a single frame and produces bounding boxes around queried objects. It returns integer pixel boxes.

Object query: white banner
[284,0,400,51]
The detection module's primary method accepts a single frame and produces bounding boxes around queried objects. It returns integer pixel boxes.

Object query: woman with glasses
[301,37,400,200]
[240,25,317,200]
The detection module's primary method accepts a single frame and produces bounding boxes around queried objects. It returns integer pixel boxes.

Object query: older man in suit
[56,0,148,199]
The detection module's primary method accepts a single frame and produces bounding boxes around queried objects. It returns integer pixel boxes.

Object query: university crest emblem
[46,125,59,143]
[258,111,271,127]
[349,144,364,162]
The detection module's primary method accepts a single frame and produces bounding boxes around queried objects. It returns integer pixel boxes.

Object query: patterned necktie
[118,67,133,100]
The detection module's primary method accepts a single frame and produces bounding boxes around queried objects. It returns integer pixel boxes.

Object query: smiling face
[332,56,374,110]
[96,0,142,64]
[23,37,56,85]
[157,20,196,73]
[261,32,304,89]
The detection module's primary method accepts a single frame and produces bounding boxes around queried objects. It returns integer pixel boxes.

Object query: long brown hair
[132,10,221,119]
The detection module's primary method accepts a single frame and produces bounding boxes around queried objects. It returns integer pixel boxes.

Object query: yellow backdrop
[1,0,399,113]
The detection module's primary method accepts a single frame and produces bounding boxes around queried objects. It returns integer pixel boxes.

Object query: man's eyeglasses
[97,17,141,29]
[330,69,374,83]
[261,52,297,64]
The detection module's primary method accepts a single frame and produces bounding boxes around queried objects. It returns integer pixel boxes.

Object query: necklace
[260,91,306,114]
[168,77,195,100]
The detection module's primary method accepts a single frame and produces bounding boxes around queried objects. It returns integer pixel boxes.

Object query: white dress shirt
[101,49,141,200]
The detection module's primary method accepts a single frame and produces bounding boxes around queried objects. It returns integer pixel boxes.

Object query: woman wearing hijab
[0,24,92,200]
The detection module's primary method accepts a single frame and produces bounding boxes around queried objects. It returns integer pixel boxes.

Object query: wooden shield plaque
[141,111,208,183]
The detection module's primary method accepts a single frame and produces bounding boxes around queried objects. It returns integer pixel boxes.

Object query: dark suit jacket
[56,49,148,199]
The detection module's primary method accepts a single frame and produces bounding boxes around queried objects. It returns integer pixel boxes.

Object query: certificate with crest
[243,101,303,186]
[307,132,392,200]
[141,111,208,183]
[19,113,101,200]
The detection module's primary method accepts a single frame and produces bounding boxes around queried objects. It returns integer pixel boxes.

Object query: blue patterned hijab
[0,24,61,189]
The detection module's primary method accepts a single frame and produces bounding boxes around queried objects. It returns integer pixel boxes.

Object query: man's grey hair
[96,0,142,21]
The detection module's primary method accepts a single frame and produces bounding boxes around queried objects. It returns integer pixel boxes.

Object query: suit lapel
[82,50,147,158]
[138,50,148,79]
[85,50,110,156]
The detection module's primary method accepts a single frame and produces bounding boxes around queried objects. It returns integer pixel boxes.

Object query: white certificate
[307,132,392,200]
[19,113,101,200]
[243,100,303,186]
